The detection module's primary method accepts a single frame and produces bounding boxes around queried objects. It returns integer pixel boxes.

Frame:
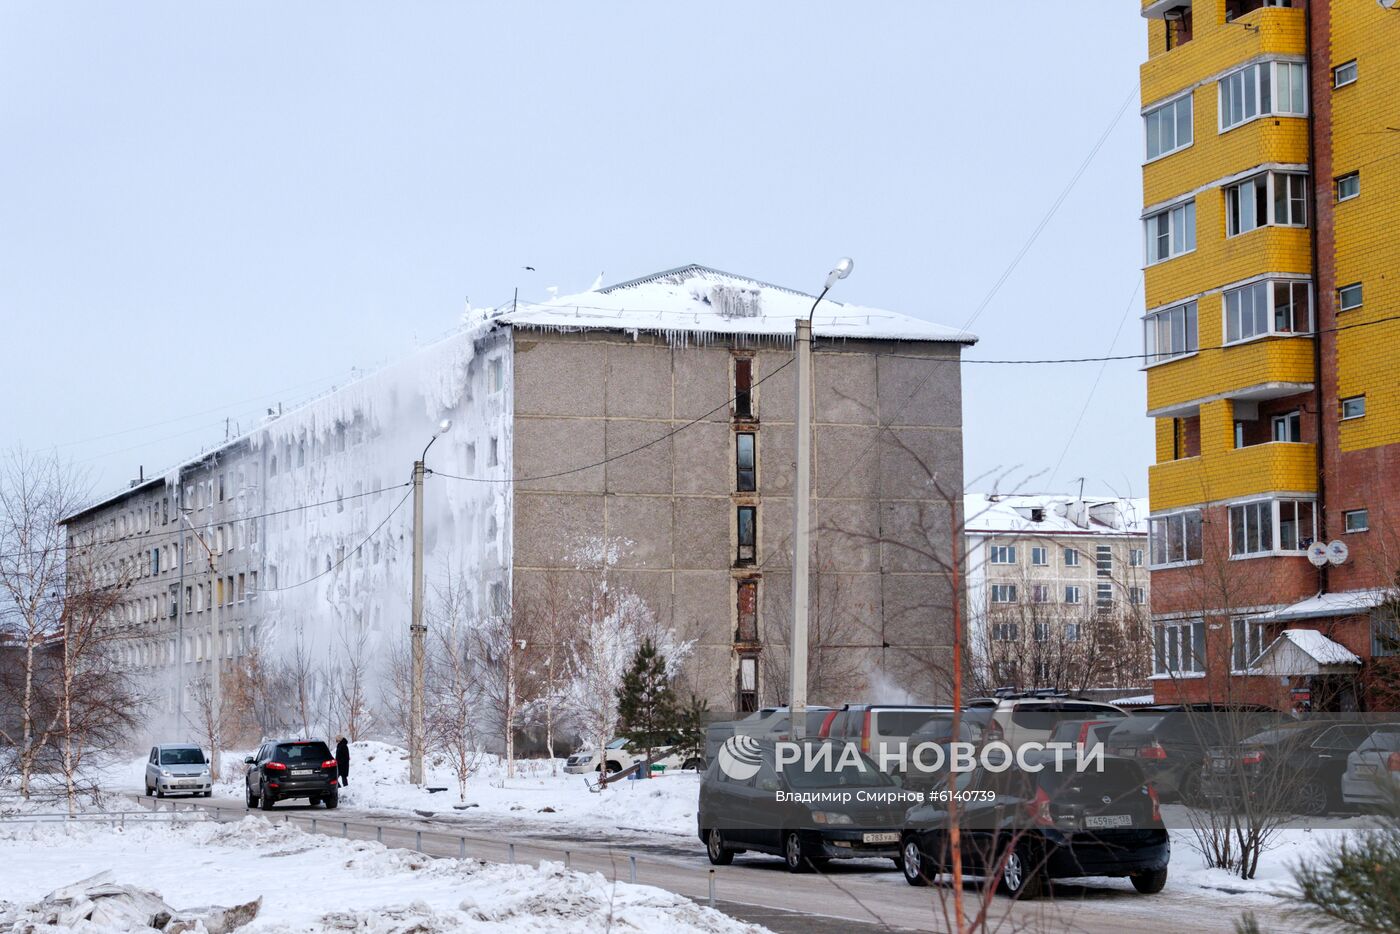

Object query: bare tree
[759,567,869,706]
[422,585,485,801]
[472,598,535,779]
[325,624,376,742]
[518,573,573,774]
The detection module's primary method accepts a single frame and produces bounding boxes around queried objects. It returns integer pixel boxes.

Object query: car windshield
[160,748,204,765]
[274,742,331,764]
[606,738,629,750]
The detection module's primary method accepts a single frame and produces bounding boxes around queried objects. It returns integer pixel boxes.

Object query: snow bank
[0,814,762,933]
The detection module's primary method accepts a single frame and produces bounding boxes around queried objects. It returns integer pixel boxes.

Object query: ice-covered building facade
[61,264,977,724]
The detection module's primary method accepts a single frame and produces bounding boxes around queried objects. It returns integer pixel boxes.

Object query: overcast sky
[0,3,1150,503]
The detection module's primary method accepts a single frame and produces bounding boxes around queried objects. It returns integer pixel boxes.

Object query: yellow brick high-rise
[1138,0,1400,711]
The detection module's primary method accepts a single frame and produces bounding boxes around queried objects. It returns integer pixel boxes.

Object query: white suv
[563,738,705,775]
[975,696,1129,751]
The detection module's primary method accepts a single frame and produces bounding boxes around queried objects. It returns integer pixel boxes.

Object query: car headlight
[812,811,853,825]
[577,755,592,763]
[200,770,210,777]
[161,770,171,777]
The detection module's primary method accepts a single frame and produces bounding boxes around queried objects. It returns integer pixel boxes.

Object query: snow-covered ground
[114,741,703,839]
[0,812,762,933]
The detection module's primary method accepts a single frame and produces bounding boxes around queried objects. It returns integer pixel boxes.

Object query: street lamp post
[410,419,452,785]
[789,258,853,741]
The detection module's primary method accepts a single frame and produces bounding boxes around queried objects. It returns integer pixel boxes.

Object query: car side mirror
[243,756,255,764]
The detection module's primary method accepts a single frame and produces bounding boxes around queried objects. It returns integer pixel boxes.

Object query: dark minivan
[900,754,1169,898]
[245,739,340,810]
[698,738,904,872]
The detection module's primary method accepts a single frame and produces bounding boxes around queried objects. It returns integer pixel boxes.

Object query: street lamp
[789,258,853,741]
[410,418,452,785]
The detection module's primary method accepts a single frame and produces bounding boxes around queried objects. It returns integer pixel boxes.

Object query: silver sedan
[144,744,213,797]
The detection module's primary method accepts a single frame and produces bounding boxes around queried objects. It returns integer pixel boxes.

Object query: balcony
[1147,333,1314,417]
[1150,440,1316,511]
[1141,4,1304,85]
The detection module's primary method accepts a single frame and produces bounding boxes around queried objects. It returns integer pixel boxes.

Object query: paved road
[130,790,1303,934]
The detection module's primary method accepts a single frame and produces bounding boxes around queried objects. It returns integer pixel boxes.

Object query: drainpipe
[1304,0,1328,594]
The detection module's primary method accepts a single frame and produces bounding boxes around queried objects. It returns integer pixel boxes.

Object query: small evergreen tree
[615,639,676,778]
[675,694,710,768]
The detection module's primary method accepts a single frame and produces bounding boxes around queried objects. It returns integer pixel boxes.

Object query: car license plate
[862,832,899,844]
[1354,764,1378,775]
[1211,757,1230,772]
[292,769,313,776]
[1084,814,1132,829]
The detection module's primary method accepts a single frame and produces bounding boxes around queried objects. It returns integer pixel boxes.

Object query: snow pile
[0,815,763,933]
[0,870,259,933]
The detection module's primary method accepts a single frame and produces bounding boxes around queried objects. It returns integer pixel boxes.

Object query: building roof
[1252,628,1362,676]
[483,264,979,345]
[964,493,1148,537]
[1256,589,1392,623]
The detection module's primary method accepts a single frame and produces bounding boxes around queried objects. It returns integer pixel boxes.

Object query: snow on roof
[963,493,1148,537]
[1252,629,1362,674]
[482,264,978,346]
[1257,589,1392,623]
[1108,694,1157,706]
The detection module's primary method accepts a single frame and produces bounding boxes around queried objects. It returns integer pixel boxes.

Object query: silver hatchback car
[144,744,212,798]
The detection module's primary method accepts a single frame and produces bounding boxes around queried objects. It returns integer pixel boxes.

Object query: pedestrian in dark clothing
[335,736,350,787]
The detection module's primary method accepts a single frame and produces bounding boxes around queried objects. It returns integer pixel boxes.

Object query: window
[733,358,753,418]
[737,656,758,713]
[487,358,504,393]
[1336,172,1360,202]
[1130,586,1146,606]
[736,506,756,564]
[1232,618,1269,671]
[1220,60,1307,130]
[1230,499,1315,555]
[736,581,758,642]
[736,433,756,492]
[1226,173,1307,235]
[990,545,1017,565]
[1066,623,1081,642]
[1341,395,1366,420]
[1277,499,1315,551]
[990,584,1017,604]
[1339,283,1363,311]
[488,437,499,467]
[1096,582,1114,612]
[1343,509,1370,533]
[1096,545,1112,578]
[1226,0,1292,19]
[1150,510,1204,566]
[1144,94,1193,160]
[1144,301,1198,364]
[1375,616,1400,658]
[1064,585,1082,604]
[1033,622,1050,642]
[1144,201,1196,264]
[1154,620,1206,675]
[1063,548,1080,567]
[1224,280,1312,343]
[1030,546,1048,566]
[1271,410,1301,442]
[992,622,1018,642]
[1130,547,1144,567]
[1333,59,1357,88]
[1030,584,1051,604]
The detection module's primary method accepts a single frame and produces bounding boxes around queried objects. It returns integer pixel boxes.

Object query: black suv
[245,739,339,810]
[900,753,1169,898]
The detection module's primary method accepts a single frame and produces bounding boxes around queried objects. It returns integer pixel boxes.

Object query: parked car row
[697,736,1169,899]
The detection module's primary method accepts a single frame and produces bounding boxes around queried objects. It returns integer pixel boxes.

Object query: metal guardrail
[0,810,212,827]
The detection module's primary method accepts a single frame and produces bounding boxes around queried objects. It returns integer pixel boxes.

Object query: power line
[254,489,413,594]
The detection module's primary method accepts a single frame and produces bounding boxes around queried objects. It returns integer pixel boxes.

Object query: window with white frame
[993,622,1018,642]
[1223,279,1312,343]
[1333,59,1357,88]
[990,545,1017,565]
[1220,60,1307,130]
[1343,509,1370,533]
[1150,510,1203,566]
[1033,622,1050,642]
[1144,301,1198,364]
[1145,94,1193,160]
[1341,395,1366,420]
[1144,201,1196,264]
[991,584,1017,604]
[1339,283,1363,311]
[1066,623,1081,642]
[1271,410,1301,442]
[1031,584,1051,604]
[1232,618,1270,671]
[1096,582,1114,612]
[1336,172,1360,202]
[1064,585,1083,604]
[1030,546,1049,566]
[1229,498,1315,556]
[1130,547,1145,567]
[1225,172,1307,235]
[1063,548,1080,567]
[1130,586,1147,606]
[1096,544,1113,578]
[1154,619,1206,675]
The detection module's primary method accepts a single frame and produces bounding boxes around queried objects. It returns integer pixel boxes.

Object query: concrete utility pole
[410,419,451,785]
[789,259,852,741]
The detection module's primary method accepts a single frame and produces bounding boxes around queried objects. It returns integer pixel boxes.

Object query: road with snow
[133,790,1308,934]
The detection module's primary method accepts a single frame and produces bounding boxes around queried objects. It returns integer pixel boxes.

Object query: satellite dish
[1307,541,1329,568]
[1326,540,1350,566]
[1382,0,1399,9]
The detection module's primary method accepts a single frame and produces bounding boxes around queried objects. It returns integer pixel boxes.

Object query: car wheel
[605,761,622,774]
[324,792,338,810]
[202,790,212,798]
[998,841,1044,900]
[682,758,705,772]
[245,785,257,809]
[706,829,734,866]
[145,782,153,797]
[259,783,275,811]
[783,832,812,873]
[155,786,165,799]
[1131,867,1168,894]
[1295,779,1328,817]
[901,836,929,887]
